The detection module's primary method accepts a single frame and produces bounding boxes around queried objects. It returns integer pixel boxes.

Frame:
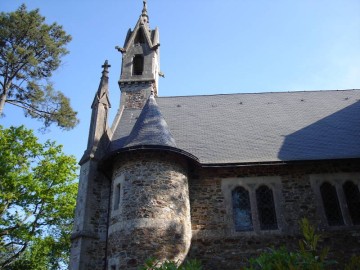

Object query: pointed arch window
[223,177,282,234]
[256,185,278,230]
[320,182,344,226]
[133,54,144,75]
[232,187,253,231]
[343,181,360,225]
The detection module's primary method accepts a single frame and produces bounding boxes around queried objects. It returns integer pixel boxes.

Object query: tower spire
[93,60,111,109]
[141,0,149,23]
[142,0,148,16]
[83,60,111,160]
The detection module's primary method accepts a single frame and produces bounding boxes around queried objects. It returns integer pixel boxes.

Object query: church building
[70,2,360,269]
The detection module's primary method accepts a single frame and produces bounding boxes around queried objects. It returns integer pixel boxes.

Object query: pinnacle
[141,0,149,24]
[142,0,148,16]
[101,60,111,75]
[91,60,111,109]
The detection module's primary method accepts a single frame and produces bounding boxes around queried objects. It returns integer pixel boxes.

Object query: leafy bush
[139,257,202,270]
[244,218,336,270]
[344,255,360,270]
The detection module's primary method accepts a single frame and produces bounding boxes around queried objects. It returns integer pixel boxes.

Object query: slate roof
[123,94,177,148]
[110,89,360,164]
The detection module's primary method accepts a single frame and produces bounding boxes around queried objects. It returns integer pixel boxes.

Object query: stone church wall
[188,160,360,269]
[70,161,110,270]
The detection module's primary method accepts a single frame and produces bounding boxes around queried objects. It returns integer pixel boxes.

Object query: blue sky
[1,0,360,163]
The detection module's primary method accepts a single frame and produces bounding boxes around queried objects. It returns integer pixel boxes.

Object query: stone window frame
[111,174,125,217]
[222,176,285,235]
[310,173,360,228]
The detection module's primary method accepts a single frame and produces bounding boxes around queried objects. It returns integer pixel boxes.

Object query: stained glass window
[256,185,278,230]
[343,181,360,225]
[232,187,253,231]
[320,182,344,226]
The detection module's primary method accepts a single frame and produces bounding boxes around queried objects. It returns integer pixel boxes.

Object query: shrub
[244,218,336,270]
[139,258,202,270]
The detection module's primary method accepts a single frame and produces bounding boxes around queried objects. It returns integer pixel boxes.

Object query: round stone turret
[107,150,193,269]
[104,93,199,269]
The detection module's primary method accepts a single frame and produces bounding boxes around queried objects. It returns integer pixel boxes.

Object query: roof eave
[100,144,200,167]
[200,157,360,168]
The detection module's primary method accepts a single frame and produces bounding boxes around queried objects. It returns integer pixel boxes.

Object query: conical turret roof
[123,94,177,148]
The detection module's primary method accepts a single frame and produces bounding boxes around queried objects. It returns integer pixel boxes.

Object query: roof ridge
[157,89,360,99]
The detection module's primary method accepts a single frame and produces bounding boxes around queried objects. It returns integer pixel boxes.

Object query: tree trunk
[0,84,10,115]
[0,93,6,115]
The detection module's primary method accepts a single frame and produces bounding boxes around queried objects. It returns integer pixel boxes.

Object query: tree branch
[6,99,58,117]
[0,242,28,268]
[0,224,20,237]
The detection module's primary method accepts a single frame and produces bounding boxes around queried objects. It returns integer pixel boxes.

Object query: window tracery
[225,177,282,234]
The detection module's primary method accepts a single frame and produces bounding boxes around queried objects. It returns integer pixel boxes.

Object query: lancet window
[256,185,278,230]
[232,187,253,231]
[320,182,344,226]
[226,177,281,234]
[343,181,360,225]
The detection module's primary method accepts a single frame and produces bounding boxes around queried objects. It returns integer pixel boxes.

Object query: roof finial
[101,60,111,76]
[142,0,148,17]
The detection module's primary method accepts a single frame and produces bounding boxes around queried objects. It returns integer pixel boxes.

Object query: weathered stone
[107,151,192,269]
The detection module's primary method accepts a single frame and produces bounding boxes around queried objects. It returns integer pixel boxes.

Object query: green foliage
[4,237,69,270]
[244,218,336,270]
[0,125,78,269]
[0,4,78,130]
[246,247,298,270]
[297,218,330,267]
[139,257,202,270]
[344,256,360,270]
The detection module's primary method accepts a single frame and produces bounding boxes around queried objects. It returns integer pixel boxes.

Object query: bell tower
[105,3,193,269]
[116,0,160,110]
[71,3,186,270]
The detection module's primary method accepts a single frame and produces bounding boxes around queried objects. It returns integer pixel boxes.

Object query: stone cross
[102,60,111,71]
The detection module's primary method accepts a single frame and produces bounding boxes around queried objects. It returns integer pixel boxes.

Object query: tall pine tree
[0,5,78,130]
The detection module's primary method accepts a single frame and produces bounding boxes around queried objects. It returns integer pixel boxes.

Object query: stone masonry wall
[119,81,154,109]
[107,151,192,269]
[188,160,360,269]
[70,160,110,270]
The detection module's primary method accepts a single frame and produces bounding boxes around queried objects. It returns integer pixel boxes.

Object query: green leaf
[0,125,78,269]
